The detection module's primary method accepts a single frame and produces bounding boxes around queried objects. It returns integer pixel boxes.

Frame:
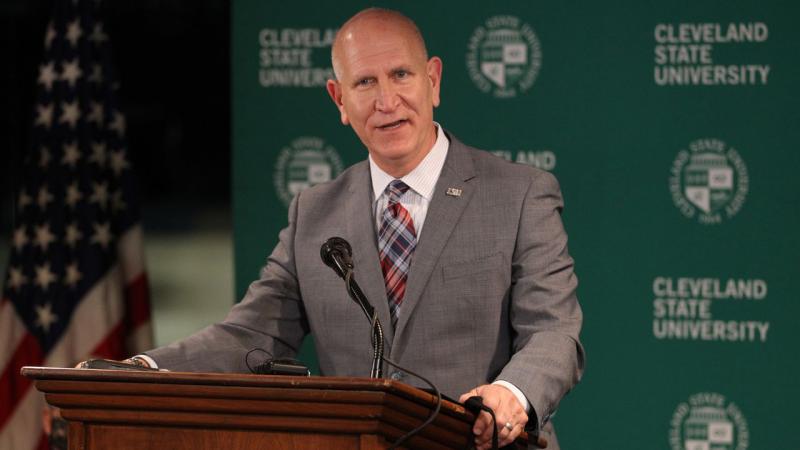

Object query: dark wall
[1,0,231,235]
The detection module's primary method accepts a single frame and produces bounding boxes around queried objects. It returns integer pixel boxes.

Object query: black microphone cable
[382,356,442,450]
[463,396,499,450]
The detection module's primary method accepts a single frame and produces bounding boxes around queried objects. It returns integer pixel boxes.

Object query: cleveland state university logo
[669,138,749,225]
[670,392,749,450]
[273,136,344,207]
[466,15,542,98]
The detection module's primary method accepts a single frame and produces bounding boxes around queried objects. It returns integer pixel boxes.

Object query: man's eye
[357,78,373,86]
[395,70,408,78]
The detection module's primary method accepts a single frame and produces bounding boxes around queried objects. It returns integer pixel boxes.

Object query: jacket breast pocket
[441,252,504,282]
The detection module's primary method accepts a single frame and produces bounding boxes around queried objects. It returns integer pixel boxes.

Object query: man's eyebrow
[350,74,374,87]
[391,65,413,74]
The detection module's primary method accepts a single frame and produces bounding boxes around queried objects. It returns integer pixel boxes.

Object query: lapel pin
[445,187,462,197]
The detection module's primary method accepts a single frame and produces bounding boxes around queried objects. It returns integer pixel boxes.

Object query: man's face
[327,19,442,177]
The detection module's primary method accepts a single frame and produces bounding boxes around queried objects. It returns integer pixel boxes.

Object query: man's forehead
[332,9,428,79]
[336,28,424,73]
[338,17,419,52]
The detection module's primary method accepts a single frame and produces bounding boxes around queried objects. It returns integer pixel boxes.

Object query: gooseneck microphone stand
[320,237,384,378]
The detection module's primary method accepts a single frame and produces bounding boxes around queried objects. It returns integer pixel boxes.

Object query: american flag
[0,1,153,449]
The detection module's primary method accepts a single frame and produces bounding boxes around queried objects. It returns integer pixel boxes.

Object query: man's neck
[372,123,438,178]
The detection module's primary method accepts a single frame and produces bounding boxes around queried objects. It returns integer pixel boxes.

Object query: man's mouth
[377,119,408,130]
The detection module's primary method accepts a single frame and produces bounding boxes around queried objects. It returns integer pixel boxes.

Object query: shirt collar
[369,122,450,201]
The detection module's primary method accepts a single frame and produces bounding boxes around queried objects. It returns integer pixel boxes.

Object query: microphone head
[320,237,353,277]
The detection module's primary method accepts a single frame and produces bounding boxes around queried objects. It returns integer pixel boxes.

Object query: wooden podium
[22,367,528,449]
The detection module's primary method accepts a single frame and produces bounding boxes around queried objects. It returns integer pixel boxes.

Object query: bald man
[120,8,584,450]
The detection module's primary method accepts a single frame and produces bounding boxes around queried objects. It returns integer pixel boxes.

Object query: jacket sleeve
[496,170,585,429]
[144,193,309,372]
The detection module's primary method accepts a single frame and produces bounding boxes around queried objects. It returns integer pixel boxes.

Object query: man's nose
[374,83,399,112]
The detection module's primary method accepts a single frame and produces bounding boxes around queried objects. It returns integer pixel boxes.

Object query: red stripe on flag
[89,321,126,361]
[125,273,151,328]
[0,332,44,429]
[37,431,49,450]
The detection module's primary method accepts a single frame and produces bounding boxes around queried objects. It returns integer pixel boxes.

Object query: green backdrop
[232,1,799,448]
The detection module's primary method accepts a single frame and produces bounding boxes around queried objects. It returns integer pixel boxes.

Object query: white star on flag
[62,141,81,167]
[34,263,57,291]
[8,267,28,291]
[38,62,58,90]
[61,59,83,87]
[18,189,33,209]
[88,64,103,83]
[35,103,54,128]
[90,222,113,248]
[89,182,110,209]
[64,262,82,288]
[109,149,130,176]
[87,101,103,125]
[89,22,107,44]
[108,111,126,136]
[37,185,54,210]
[64,222,83,247]
[89,142,107,166]
[66,18,82,47]
[65,182,83,208]
[111,189,126,212]
[12,226,29,252]
[34,303,59,332]
[60,101,81,128]
[34,224,57,251]
[44,21,57,49]
[39,147,52,168]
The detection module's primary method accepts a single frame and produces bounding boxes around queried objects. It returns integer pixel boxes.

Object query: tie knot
[385,180,410,204]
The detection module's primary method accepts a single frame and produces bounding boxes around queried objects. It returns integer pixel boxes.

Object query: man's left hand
[459,384,528,450]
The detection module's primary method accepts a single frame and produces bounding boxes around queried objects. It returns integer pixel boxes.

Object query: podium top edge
[21,366,462,410]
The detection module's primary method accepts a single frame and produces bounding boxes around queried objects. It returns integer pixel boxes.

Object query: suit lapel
[345,162,395,345]
[392,135,477,346]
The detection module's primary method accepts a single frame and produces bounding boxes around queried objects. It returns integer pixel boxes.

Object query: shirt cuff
[135,354,158,369]
[492,380,530,413]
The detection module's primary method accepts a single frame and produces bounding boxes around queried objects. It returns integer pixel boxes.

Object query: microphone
[320,237,353,278]
[321,237,376,322]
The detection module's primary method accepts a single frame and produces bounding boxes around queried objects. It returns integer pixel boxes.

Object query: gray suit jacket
[147,132,584,447]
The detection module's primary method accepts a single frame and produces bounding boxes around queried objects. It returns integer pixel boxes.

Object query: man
[115,8,583,449]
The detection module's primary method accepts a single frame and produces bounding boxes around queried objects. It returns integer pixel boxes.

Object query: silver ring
[504,421,514,431]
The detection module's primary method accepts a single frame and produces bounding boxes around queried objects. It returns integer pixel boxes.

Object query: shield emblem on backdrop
[480,29,528,88]
[683,152,734,213]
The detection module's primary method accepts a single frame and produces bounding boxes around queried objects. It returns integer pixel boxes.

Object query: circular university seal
[466,15,542,98]
[669,392,749,450]
[669,138,749,225]
[273,136,344,207]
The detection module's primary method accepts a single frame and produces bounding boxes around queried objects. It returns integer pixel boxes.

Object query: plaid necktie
[378,180,417,328]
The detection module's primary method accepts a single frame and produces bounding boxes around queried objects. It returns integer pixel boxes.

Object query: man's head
[327,8,442,178]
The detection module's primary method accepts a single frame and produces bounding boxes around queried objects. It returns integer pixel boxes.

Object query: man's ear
[326,79,349,125]
[427,56,443,108]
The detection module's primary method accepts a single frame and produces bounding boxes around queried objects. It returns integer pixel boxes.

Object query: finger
[498,422,522,447]
[472,410,492,437]
[459,388,481,404]
[476,415,508,447]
